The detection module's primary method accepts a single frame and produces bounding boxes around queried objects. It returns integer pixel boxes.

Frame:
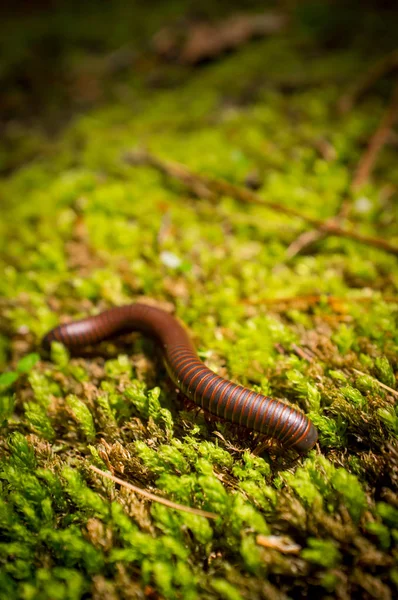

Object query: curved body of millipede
[43,304,318,452]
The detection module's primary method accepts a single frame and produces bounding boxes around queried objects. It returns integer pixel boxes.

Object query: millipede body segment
[43,303,318,452]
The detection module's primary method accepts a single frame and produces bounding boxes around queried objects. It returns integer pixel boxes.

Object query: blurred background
[1,0,398,174]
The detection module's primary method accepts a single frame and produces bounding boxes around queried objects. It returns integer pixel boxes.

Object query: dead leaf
[153,12,287,65]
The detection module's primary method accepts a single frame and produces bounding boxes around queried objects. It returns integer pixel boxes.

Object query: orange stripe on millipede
[85,320,100,343]
[273,405,294,440]
[269,402,289,438]
[215,381,235,417]
[178,359,199,377]
[181,366,206,397]
[52,329,63,344]
[252,397,269,431]
[174,357,196,373]
[277,414,296,443]
[258,399,274,434]
[288,418,311,448]
[197,373,219,408]
[172,351,196,367]
[79,327,90,346]
[187,367,210,395]
[287,414,307,444]
[221,382,241,417]
[208,379,227,414]
[224,385,245,420]
[193,371,215,406]
[173,355,197,372]
[180,362,202,387]
[59,328,69,344]
[87,319,102,343]
[52,332,59,345]
[283,412,306,443]
[169,347,194,361]
[102,311,114,335]
[174,348,197,360]
[61,326,73,345]
[168,345,192,360]
[280,413,302,444]
[245,393,261,428]
[260,399,278,434]
[239,391,255,426]
[230,388,249,422]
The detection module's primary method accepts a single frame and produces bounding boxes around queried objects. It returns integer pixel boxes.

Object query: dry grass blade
[339,50,398,113]
[353,369,398,399]
[289,79,398,257]
[90,465,219,519]
[286,228,328,259]
[124,149,398,256]
[352,82,398,191]
[256,534,301,554]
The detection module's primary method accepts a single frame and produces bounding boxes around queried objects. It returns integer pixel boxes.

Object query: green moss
[29,371,61,407]
[374,356,396,388]
[340,385,366,409]
[332,324,357,355]
[7,432,37,471]
[65,395,96,442]
[50,342,70,370]
[301,538,341,568]
[211,579,243,600]
[330,468,366,522]
[61,468,108,518]
[0,354,40,394]
[377,502,398,529]
[19,568,86,600]
[283,453,367,522]
[24,402,55,441]
[378,406,398,437]
[104,355,133,379]
[365,521,391,550]
[41,526,105,573]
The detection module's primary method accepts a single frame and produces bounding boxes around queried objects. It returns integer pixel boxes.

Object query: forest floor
[0,1,398,599]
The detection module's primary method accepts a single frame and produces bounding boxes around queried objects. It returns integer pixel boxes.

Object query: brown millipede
[42,303,318,452]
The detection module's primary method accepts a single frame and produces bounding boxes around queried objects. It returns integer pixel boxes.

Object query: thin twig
[125,149,216,200]
[256,534,301,554]
[244,293,398,307]
[291,343,314,362]
[352,82,398,191]
[124,150,398,256]
[353,369,398,399]
[90,465,219,519]
[285,227,329,258]
[339,50,398,113]
[287,82,398,257]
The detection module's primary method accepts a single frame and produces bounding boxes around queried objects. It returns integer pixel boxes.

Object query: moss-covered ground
[1,2,398,598]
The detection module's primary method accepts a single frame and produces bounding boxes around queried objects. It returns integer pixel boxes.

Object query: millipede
[43,303,318,452]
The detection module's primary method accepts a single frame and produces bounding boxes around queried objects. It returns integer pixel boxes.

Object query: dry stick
[90,465,219,519]
[352,82,398,191]
[339,50,398,114]
[124,150,398,256]
[244,293,398,307]
[256,534,301,554]
[287,81,398,257]
[285,227,330,259]
[352,369,398,400]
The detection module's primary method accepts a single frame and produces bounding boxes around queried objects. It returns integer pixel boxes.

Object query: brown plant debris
[124,149,398,256]
[153,12,287,64]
